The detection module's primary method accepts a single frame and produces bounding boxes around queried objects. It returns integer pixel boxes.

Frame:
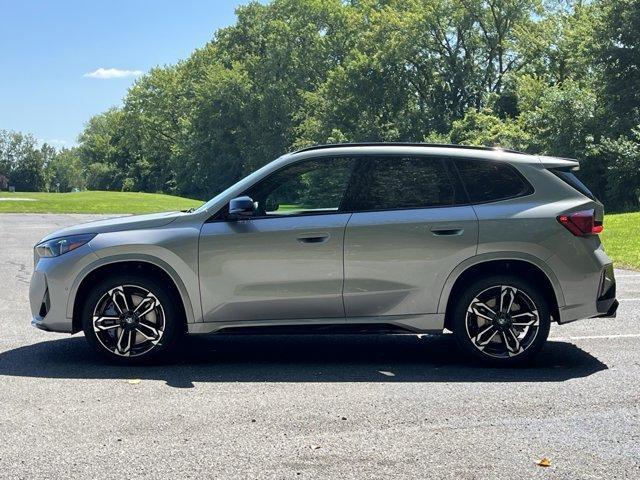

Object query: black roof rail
[292,142,526,155]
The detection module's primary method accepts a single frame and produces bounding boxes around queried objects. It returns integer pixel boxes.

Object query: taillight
[557,209,603,236]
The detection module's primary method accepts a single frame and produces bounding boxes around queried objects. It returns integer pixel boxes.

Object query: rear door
[342,155,478,318]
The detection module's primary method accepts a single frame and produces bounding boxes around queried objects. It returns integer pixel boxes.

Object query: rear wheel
[82,274,184,364]
[452,275,551,366]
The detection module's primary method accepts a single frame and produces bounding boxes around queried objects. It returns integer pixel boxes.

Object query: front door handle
[297,233,330,244]
[431,227,464,236]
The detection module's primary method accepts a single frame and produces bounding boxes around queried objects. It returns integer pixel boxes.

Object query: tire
[451,275,551,366]
[82,274,184,364]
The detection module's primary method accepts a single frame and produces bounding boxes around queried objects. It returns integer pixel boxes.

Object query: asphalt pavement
[0,213,639,479]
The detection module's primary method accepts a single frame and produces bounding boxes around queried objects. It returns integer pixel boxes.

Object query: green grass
[0,191,638,269]
[0,191,203,214]
[601,211,640,271]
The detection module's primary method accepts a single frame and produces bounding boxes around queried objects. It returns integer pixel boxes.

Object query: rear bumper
[558,263,617,323]
[596,264,618,317]
[593,299,618,318]
[592,264,617,318]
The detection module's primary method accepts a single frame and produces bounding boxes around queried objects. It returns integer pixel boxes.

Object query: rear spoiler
[538,155,580,171]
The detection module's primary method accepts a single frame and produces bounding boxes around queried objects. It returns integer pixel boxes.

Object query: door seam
[341,213,354,320]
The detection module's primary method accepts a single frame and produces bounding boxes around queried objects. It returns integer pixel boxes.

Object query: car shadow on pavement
[0,333,607,388]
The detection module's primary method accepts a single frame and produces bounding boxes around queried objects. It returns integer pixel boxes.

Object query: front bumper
[29,269,74,333]
[29,244,99,334]
[31,316,53,331]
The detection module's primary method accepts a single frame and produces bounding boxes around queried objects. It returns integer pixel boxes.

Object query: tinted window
[244,157,355,216]
[551,169,597,200]
[345,156,462,211]
[455,159,533,203]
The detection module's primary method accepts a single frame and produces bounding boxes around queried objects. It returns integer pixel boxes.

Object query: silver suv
[29,144,618,365]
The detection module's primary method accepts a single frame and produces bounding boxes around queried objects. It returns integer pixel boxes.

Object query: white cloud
[37,138,71,148]
[83,68,143,79]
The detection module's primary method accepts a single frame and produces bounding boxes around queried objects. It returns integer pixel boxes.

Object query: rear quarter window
[455,159,534,203]
[551,169,597,200]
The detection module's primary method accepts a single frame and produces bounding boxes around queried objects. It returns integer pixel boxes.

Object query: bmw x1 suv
[30,143,618,365]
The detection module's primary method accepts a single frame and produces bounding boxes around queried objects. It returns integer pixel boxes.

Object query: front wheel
[452,275,551,366]
[82,274,184,364]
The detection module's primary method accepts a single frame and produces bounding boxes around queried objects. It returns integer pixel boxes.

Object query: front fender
[67,227,202,324]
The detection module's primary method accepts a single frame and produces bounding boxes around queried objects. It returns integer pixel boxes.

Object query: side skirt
[187,313,445,335]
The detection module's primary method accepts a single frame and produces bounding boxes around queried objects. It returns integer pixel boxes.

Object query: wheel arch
[69,256,197,334]
[439,254,564,331]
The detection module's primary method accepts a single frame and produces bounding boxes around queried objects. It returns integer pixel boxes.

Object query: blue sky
[0,0,250,147]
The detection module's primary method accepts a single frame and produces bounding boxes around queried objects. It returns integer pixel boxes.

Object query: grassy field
[601,211,640,270]
[0,191,637,269]
[0,191,203,214]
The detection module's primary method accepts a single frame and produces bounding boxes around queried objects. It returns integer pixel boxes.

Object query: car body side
[29,145,612,335]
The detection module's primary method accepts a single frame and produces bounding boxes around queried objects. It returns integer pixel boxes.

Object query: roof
[293,142,526,155]
[289,142,579,167]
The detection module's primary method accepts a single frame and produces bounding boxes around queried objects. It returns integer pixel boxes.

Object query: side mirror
[228,196,256,219]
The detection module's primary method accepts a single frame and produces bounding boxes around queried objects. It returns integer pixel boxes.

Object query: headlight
[35,233,97,258]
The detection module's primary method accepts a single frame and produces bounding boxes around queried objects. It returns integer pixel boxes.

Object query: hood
[38,211,184,244]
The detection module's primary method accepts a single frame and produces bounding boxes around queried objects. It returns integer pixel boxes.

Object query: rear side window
[551,169,597,200]
[455,159,534,203]
[344,156,463,211]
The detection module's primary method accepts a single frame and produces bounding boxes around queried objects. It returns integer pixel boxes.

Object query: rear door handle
[430,227,464,236]
[297,233,330,244]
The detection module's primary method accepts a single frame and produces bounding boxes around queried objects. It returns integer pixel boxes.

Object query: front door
[198,156,355,324]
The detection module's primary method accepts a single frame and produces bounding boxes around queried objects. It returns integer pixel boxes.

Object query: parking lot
[1,213,639,479]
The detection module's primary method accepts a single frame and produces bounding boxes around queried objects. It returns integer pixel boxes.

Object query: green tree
[78,109,129,191]
[516,2,599,84]
[519,79,597,157]
[447,109,529,150]
[71,0,640,211]
[0,130,46,191]
[597,130,640,211]
[46,148,86,192]
[594,0,640,137]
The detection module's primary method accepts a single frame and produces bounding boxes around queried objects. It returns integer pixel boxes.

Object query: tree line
[0,131,84,193]
[2,0,639,211]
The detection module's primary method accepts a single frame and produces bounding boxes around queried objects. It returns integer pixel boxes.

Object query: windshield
[194,155,287,213]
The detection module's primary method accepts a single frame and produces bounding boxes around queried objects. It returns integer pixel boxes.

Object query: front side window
[344,156,462,211]
[455,159,534,203]
[243,157,355,217]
